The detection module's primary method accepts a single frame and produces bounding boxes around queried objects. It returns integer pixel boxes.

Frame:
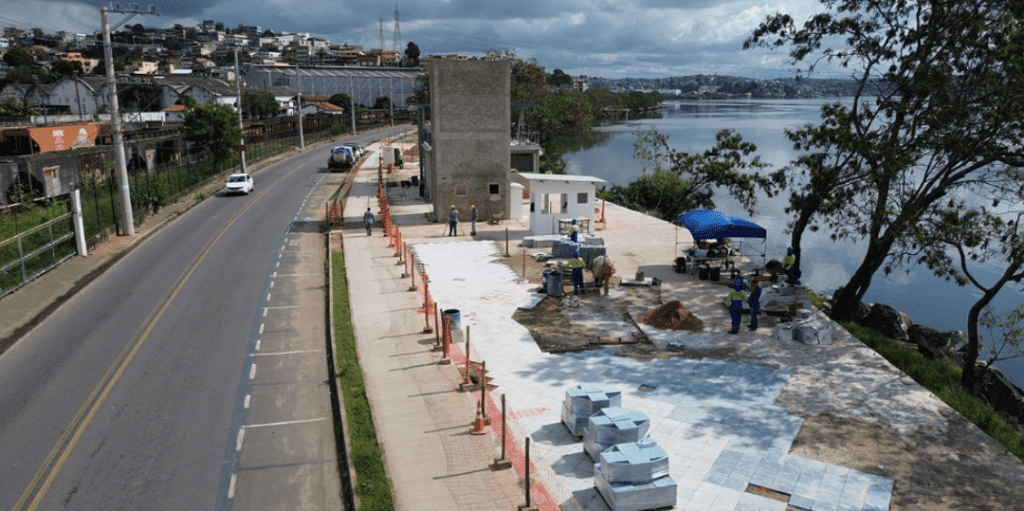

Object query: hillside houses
[0,20,434,125]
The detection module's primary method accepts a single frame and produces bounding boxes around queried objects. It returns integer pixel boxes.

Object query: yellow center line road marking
[13,170,295,511]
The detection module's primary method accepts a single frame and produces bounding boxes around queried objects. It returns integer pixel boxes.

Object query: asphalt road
[0,128,411,511]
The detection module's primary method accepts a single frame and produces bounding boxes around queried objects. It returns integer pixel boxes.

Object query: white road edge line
[244,395,251,409]
[251,350,320,356]
[243,417,329,429]
[228,474,237,498]
[249,363,256,380]
[236,429,245,451]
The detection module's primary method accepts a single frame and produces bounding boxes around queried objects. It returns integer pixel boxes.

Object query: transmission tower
[393,6,402,56]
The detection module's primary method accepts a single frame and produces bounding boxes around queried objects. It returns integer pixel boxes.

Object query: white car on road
[225,173,254,195]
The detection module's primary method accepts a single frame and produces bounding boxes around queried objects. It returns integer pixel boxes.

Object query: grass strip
[331,251,395,510]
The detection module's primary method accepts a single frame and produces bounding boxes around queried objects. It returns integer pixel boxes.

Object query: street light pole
[101,6,134,235]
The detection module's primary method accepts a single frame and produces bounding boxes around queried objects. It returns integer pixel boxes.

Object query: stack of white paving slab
[561,383,622,438]
[584,407,652,461]
[594,435,677,511]
[772,309,839,345]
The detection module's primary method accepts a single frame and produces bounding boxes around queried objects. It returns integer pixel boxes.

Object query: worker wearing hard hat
[781,247,796,284]
[566,249,587,295]
[448,205,459,236]
[727,278,747,335]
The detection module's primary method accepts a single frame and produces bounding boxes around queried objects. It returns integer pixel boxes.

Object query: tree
[119,83,162,112]
[597,128,775,221]
[3,46,36,68]
[328,92,352,111]
[241,91,278,118]
[913,195,1024,391]
[548,69,572,88]
[406,75,429,105]
[182,103,243,167]
[50,59,84,77]
[175,95,198,108]
[0,97,37,117]
[372,96,391,110]
[404,41,420,65]
[746,0,1024,322]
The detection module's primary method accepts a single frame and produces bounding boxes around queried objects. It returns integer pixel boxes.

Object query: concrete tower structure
[426,58,511,222]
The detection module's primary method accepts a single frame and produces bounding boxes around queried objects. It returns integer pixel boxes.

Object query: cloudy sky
[2,0,844,79]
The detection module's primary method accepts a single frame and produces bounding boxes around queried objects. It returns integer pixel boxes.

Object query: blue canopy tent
[676,209,768,267]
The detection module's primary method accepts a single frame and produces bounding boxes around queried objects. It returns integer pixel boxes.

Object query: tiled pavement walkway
[413,241,893,511]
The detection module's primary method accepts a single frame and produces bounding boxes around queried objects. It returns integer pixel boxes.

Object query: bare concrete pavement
[337,155,529,510]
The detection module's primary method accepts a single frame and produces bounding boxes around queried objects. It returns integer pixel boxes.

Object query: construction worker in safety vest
[728,278,747,335]
[566,249,587,295]
[781,247,796,284]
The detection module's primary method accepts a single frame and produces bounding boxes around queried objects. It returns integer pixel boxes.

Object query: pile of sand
[636,300,705,332]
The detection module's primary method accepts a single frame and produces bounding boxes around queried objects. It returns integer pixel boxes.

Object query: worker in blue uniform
[566,249,586,295]
[781,247,796,284]
[448,205,459,236]
[569,218,579,243]
[727,278,747,335]
[748,280,762,331]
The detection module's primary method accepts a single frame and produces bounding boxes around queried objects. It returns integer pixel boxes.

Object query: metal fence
[0,213,75,299]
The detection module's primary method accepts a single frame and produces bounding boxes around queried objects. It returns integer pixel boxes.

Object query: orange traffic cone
[470,402,487,435]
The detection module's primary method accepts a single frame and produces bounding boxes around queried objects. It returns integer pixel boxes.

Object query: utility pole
[295,64,305,149]
[101,4,157,236]
[234,48,247,173]
[349,74,357,136]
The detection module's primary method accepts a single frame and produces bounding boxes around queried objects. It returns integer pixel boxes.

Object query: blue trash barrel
[547,271,563,297]
[410,175,419,186]
[443,309,461,331]
[541,270,550,293]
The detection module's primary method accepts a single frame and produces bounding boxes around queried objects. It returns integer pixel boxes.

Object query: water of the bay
[563,98,1024,386]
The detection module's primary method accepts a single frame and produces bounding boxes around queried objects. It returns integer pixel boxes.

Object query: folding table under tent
[676,209,768,269]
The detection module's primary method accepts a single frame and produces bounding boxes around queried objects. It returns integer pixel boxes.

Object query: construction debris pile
[635,301,704,332]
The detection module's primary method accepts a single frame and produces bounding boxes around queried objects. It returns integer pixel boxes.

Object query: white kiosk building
[513,172,606,235]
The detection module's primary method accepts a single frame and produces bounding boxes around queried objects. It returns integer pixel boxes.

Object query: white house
[513,172,606,235]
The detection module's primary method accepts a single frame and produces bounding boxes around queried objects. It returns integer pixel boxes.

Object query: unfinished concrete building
[424,59,511,222]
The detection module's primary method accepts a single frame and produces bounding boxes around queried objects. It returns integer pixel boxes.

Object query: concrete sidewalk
[338,155,528,510]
